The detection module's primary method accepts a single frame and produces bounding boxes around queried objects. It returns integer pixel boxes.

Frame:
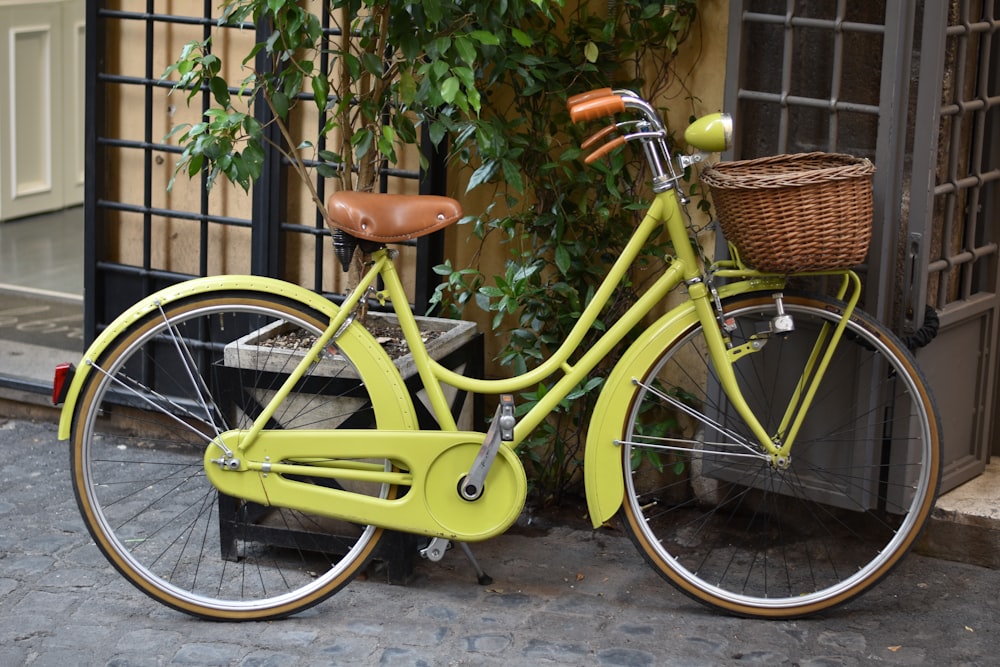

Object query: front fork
[703,270,863,468]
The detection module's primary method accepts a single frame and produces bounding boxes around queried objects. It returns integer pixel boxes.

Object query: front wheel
[619,292,941,618]
[69,289,412,620]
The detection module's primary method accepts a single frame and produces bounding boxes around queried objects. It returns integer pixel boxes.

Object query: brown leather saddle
[326,192,463,271]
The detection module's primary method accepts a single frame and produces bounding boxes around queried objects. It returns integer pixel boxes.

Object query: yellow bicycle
[55,89,941,620]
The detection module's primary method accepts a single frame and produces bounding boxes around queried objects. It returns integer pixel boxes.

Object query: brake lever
[583,129,668,165]
[581,124,617,150]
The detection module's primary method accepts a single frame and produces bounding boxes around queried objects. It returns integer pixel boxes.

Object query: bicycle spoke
[70,292,403,620]
[620,293,939,617]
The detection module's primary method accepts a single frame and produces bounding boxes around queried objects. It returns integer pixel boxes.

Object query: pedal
[459,394,516,501]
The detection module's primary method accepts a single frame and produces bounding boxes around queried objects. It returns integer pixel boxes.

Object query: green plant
[431,0,701,505]
[162,0,702,508]
[164,0,559,208]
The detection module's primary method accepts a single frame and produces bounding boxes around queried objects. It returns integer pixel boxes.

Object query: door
[904,0,1000,489]
[0,0,85,221]
[723,0,1000,493]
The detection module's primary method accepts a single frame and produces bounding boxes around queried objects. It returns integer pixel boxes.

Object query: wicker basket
[700,152,876,273]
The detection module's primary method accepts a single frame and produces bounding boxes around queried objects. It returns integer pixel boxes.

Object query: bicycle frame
[55,84,937,621]
[57,98,864,540]
[211,185,859,531]
[57,186,861,539]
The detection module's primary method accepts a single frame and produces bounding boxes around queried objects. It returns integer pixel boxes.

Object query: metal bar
[94,261,202,285]
[938,4,973,308]
[777,0,794,151]
[868,0,915,322]
[735,90,880,115]
[741,13,887,35]
[250,20,283,279]
[722,0,746,159]
[901,0,950,335]
[84,0,102,345]
[927,244,1000,274]
[827,0,846,150]
[142,1,155,286]
[96,201,251,228]
[97,9,247,29]
[200,0,213,279]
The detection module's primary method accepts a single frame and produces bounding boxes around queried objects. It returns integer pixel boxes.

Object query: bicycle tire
[618,292,941,618]
[69,290,412,620]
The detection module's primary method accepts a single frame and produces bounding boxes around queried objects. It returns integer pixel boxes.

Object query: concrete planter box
[223,312,480,429]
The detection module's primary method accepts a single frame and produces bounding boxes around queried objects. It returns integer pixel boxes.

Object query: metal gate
[905,0,1000,488]
[724,0,1000,491]
[84,3,447,343]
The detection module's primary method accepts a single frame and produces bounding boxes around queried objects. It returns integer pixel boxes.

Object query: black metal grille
[84,2,446,343]
[906,0,1000,330]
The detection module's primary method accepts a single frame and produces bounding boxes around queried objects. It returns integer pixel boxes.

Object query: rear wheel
[619,292,941,618]
[69,290,411,620]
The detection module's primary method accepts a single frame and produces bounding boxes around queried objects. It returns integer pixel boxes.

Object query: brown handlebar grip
[584,135,627,164]
[581,124,617,150]
[567,88,613,109]
[569,96,626,124]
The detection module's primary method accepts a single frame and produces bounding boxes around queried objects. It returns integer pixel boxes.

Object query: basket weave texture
[701,152,876,273]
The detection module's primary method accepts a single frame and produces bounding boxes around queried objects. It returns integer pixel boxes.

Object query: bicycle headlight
[683,112,733,153]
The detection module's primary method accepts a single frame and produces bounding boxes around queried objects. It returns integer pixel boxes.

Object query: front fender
[584,278,784,528]
[57,275,414,439]
[584,302,699,527]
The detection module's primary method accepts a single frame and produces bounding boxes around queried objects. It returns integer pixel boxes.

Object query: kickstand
[457,542,493,585]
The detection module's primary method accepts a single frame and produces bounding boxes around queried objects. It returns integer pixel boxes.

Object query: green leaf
[316,162,340,178]
[454,36,477,66]
[584,41,599,63]
[318,149,341,163]
[422,0,444,23]
[311,75,329,111]
[429,120,448,148]
[399,70,417,104]
[555,244,571,275]
[470,30,501,46]
[186,153,204,177]
[270,91,289,119]
[362,51,383,77]
[352,129,373,158]
[440,76,461,104]
[511,29,533,47]
[208,76,229,109]
[501,158,525,193]
[466,160,498,193]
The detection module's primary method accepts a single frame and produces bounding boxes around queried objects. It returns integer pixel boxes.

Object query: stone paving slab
[2,418,999,666]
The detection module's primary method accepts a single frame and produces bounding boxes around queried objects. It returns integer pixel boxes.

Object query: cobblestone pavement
[1,417,998,666]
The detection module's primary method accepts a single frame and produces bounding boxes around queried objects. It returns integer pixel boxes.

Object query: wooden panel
[1,3,61,220]
[64,5,86,205]
[10,24,53,199]
[916,296,996,493]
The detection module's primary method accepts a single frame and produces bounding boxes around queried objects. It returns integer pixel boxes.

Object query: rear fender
[57,275,416,439]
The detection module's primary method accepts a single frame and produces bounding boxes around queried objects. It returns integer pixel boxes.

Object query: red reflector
[52,362,75,405]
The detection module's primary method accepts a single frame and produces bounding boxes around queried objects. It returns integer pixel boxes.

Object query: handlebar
[568,89,675,190]
[568,95,626,124]
[567,88,733,192]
